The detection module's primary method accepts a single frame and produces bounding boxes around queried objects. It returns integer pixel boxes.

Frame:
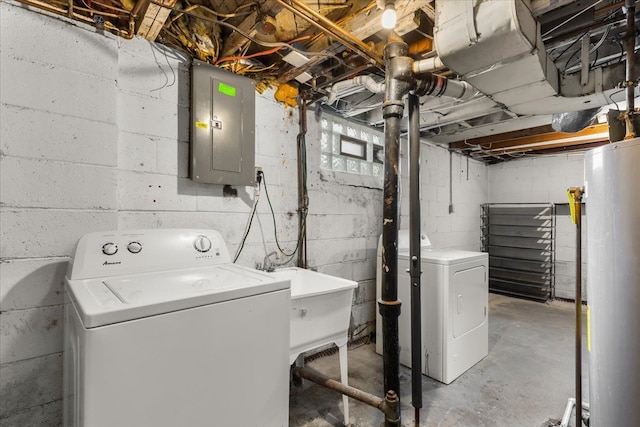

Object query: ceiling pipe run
[327,60,474,106]
[412,56,446,73]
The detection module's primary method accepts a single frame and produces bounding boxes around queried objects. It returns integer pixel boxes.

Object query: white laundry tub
[270,267,356,425]
[269,267,357,364]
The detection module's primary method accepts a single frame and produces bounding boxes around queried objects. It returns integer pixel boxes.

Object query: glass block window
[320,113,384,181]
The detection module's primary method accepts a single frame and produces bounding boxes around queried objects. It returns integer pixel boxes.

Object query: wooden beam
[526,140,610,155]
[136,0,177,41]
[531,0,575,17]
[473,136,609,157]
[221,10,259,57]
[449,125,556,150]
[345,0,427,39]
[452,123,609,152]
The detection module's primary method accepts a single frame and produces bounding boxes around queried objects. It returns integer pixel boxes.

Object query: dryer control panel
[68,229,231,280]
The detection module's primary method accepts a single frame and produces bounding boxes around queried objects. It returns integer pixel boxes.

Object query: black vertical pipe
[574,191,583,427]
[296,100,308,268]
[381,110,401,398]
[380,41,410,425]
[408,93,423,424]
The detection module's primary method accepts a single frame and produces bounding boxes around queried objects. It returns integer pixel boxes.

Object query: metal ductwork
[551,107,602,133]
[434,0,635,116]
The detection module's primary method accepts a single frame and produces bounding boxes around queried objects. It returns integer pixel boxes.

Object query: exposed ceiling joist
[344,0,431,40]
[136,0,177,41]
[221,10,259,57]
[525,140,610,155]
[472,136,610,158]
[531,0,576,16]
[455,123,611,162]
[451,123,609,152]
[449,125,556,150]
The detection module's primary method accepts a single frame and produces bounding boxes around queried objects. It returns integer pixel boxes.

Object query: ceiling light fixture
[381,0,396,29]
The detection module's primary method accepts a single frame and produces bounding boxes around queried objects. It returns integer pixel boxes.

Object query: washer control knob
[194,235,212,253]
[127,241,142,254]
[102,243,118,256]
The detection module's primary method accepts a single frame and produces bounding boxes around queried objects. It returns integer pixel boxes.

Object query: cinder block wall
[0,2,488,424]
[488,155,587,301]
[400,146,487,251]
[0,3,380,423]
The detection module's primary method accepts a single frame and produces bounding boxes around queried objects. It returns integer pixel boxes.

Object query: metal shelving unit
[481,203,555,301]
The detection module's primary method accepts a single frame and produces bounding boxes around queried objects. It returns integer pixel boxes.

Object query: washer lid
[399,248,487,265]
[66,264,290,328]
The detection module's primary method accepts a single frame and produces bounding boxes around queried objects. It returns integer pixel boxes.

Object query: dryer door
[452,265,487,338]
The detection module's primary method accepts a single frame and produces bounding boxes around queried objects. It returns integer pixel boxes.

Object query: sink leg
[293,353,305,388]
[339,344,349,426]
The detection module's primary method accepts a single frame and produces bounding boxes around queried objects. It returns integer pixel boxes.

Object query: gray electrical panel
[190,59,255,185]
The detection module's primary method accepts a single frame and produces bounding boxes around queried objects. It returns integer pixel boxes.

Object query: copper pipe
[273,0,383,66]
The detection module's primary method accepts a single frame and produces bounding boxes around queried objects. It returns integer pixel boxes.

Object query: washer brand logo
[103,261,122,266]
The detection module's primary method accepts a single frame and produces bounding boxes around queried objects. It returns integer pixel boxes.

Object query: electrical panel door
[190,60,255,185]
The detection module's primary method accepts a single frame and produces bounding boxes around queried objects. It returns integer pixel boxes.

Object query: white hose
[560,398,590,427]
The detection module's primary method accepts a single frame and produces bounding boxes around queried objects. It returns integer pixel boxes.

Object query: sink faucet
[261,251,278,272]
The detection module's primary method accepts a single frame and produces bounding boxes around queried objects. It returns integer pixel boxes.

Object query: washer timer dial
[102,243,118,256]
[193,235,212,253]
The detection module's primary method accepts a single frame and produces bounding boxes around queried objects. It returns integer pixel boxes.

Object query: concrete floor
[289,294,588,427]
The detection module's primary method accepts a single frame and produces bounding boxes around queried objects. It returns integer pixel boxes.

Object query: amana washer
[376,231,488,384]
[64,229,290,427]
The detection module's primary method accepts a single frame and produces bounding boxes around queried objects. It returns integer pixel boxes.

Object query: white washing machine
[64,229,291,427]
[376,231,488,384]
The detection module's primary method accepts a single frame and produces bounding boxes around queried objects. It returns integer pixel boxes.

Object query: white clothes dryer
[64,229,290,427]
[376,231,488,384]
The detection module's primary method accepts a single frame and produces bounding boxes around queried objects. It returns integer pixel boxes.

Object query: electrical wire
[215,35,313,65]
[296,101,309,267]
[564,25,612,71]
[233,179,262,263]
[152,1,345,63]
[262,171,300,258]
[607,88,625,111]
[178,2,259,20]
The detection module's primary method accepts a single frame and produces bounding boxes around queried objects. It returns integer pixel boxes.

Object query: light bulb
[381,6,396,29]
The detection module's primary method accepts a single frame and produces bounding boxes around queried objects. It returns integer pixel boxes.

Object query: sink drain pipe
[293,367,400,423]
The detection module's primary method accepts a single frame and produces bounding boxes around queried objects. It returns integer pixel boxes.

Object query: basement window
[340,136,367,159]
[320,113,384,181]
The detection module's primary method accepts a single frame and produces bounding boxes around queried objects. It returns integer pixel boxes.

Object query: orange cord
[215,35,312,65]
